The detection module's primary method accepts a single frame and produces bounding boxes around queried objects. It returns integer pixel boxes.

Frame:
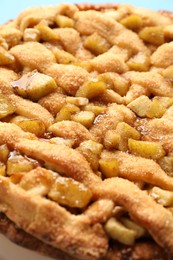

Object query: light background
[0,0,173,260]
[0,0,173,24]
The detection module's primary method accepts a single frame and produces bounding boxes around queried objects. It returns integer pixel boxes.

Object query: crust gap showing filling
[0,2,173,260]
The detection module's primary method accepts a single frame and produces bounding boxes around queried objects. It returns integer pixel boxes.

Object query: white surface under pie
[0,235,53,260]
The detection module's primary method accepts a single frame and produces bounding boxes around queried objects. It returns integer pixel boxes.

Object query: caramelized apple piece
[127,95,152,117]
[11,70,57,101]
[0,46,15,65]
[55,103,80,122]
[149,187,173,207]
[55,15,74,28]
[84,32,110,55]
[127,53,150,72]
[48,177,92,208]
[76,79,106,99]
[19,168,54,196]
[66,96,88,106]
[146,98,166,118]
[0,162,6,176]
[10,116,46,137]
[79,140,103,157]
[115,122,140,151]
[158,155,173,177]
[7,151,35,175]
[74,60,92,72]
[128,95,170,119]
[97,89,124,104]
[128,139,165,160]
[84,103,106,116]
[78,140,103,171]
[99,158,119,178]
[0,144,9,163]
[98,72,129,96]
[0,94,16,119]
[105,217,136,245]
[120,14,143,30]
[104,130,120,150]
[162,66,173,81]
[152,96,173,110]
[9,172,25,184]
[53,49,75,64]
[121,217,146,238]
[23,28,40,42]
[71,111,95,128]
[139,27,165,45]
[35,20,59,41]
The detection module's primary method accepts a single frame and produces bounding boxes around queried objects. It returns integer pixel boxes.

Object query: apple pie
[0,2,173,259]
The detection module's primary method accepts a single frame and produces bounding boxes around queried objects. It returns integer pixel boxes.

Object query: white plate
[0,235,53,260]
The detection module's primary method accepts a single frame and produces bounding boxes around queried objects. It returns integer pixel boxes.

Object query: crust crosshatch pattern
[0,2,173,259]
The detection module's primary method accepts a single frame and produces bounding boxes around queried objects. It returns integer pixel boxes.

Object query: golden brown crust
[76,3,118,11]
[0,2,173,260]
[0,175,107,260]
[0,213,75,260]
[0,213,170,260]
[159,10,173,21]
[0,124,173,258]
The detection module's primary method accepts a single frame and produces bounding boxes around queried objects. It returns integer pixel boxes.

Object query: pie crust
[0,3,173,260]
